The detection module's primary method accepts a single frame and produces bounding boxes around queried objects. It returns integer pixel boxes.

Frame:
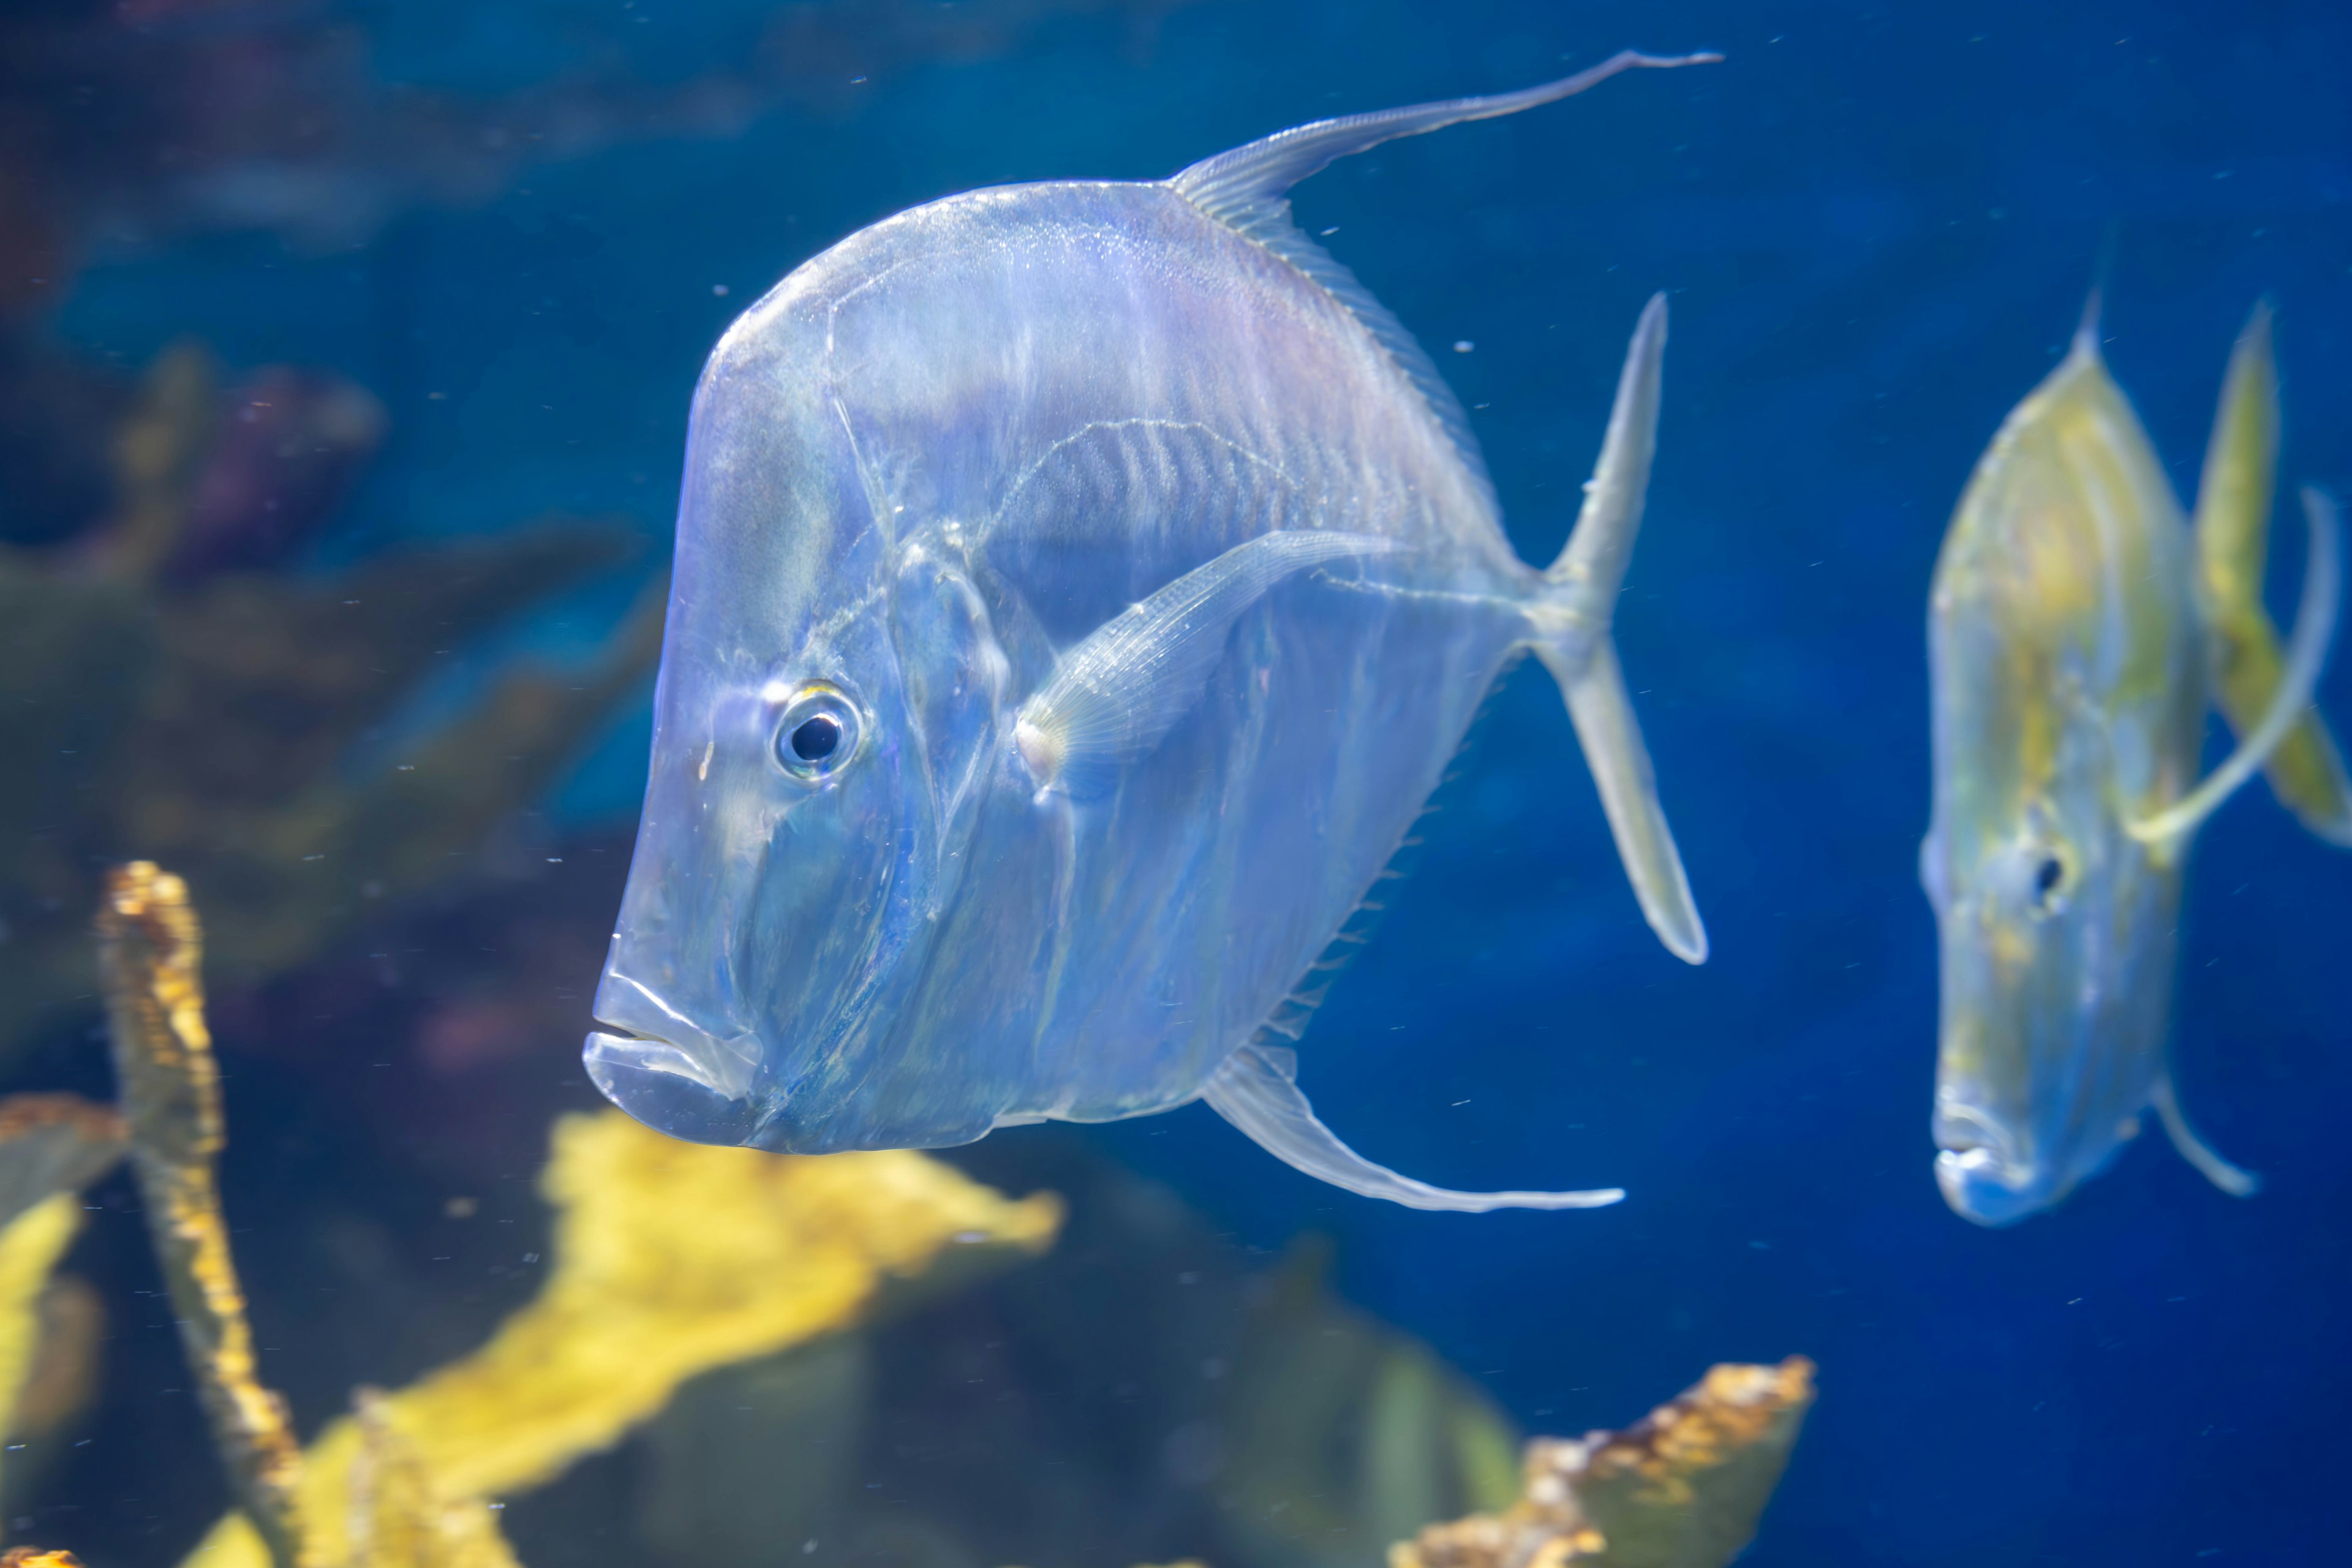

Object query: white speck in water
[712,283,730,296]
[1452,339,1475,353]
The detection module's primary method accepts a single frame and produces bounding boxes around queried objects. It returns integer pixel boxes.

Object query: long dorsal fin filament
[1167,50,1722,509]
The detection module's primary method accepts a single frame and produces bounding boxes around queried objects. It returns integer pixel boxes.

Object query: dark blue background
[53,2,2352,1561]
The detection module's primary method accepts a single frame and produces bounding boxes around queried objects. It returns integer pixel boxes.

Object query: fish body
[585,53,1720,1210]
[1922,304,2343,1226]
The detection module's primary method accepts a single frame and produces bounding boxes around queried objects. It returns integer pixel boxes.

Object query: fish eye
[2030,851,2069,914]
[772,683,862,782]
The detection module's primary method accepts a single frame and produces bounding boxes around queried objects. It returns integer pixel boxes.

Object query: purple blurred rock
[167,364,386,579]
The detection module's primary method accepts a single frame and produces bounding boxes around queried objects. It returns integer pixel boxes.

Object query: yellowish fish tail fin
[2192,300,2352,845]
[1533,292,1706,963]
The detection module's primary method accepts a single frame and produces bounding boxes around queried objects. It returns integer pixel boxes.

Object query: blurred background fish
[1921,298,2343,1226]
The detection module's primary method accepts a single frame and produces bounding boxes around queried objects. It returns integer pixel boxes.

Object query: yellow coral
[341,1392,522,1568]
[0,1089,132,1516]
[185,1110,1061,1568]
[0,1196,84,1449]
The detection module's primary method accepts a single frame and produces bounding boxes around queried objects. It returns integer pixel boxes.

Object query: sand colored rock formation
[1391,1359,1815,1568]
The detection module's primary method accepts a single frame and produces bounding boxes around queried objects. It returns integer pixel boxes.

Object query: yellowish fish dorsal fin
[2190,301,2352,845]
[2071,281,2105,362]
[2132,486,2342,846]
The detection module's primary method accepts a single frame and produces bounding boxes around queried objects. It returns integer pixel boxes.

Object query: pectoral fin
[2133,486,2342,845]
[2193,302,2352,845]
[1200,1043,1624,1213]
[1014,530,1399,796]
[2151,1073,2260,1199]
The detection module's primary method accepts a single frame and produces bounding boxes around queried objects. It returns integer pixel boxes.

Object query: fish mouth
[584,973,767,1147]
[1932,1109,2049,1227]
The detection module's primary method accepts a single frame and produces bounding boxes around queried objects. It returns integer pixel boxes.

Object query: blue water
[49,1,2352,1561]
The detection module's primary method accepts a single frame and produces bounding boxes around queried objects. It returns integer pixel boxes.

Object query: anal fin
[1200,1044,1624,1213]
[2151,1073,2260,1199]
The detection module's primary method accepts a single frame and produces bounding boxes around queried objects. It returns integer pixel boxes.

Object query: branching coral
[1391,1359,1815,1568]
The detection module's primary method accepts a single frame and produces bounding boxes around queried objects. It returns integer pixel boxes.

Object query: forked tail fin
[1532,293,1707,963]
[2190,301,2352,845]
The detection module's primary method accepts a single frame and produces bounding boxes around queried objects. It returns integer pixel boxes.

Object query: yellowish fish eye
[772,682,862,782]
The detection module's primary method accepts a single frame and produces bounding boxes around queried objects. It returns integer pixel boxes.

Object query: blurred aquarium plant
[0,336,665,1068]
[0,863,1063,1566]
[0,863,1811,1567]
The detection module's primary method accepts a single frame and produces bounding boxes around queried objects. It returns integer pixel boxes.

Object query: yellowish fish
[1920,299,2343,1226]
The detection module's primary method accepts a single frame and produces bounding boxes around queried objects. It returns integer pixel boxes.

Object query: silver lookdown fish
[584,50,1722,1211]
[1922,298,2345,1226]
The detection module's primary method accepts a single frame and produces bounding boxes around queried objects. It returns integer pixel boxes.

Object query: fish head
[585,295,1011,1152]
[1921,333,2197,1226]
[1922,791,2176,1226]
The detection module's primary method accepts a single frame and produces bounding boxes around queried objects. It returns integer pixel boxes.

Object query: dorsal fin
[1167,50,1722,502]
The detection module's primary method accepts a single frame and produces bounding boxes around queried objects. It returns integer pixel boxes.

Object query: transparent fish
[1921,300,2345,1226]
[584,51,1723,1212]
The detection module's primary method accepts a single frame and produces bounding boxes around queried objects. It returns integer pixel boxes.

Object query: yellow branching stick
[98,862,311,1568]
